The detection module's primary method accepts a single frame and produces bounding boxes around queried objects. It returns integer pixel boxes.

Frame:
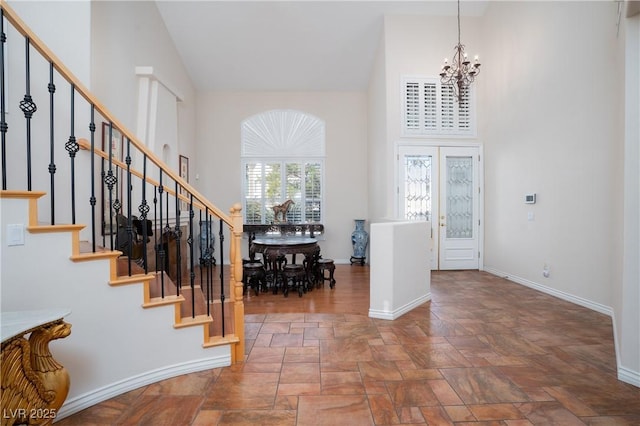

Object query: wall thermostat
[525,194,536,204]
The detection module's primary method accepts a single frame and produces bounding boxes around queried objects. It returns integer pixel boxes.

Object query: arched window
[241,110,325,224]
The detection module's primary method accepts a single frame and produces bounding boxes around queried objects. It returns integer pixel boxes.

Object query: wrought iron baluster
[219,219,225,337]
[100,155,106,248]
[105,123,117,250]
[153,184,158,275]
[48,62,56,224]
[207,212,213,316]
[174,180,182,290]
[1,9,7,190]
[89,106,96,252]
[125,138,132,276]
[65,85,79,224]
[188,194,195,318]
[158,170,165,298]
[138,154,150,273]
[20,37,37,190]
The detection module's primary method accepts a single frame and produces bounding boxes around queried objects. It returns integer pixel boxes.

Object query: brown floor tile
[57,267,638,426]
[296,395,374,426]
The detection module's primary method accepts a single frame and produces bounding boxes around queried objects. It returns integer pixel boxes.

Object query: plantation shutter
[405,82,421,133]
[402,76,475,137]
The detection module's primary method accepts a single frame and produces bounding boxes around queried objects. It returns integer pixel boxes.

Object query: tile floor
[56,268,640,425]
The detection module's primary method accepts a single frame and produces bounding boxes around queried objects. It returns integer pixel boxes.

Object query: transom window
[241,110,325,224]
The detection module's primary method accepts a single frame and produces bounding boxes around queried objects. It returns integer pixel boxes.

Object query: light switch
[7,223,25,246]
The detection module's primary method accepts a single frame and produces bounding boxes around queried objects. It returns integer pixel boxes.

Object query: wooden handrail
[0,0,233,227]
[78,139,207,212]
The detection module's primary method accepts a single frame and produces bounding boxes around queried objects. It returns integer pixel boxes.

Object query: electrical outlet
[543,264,550,278]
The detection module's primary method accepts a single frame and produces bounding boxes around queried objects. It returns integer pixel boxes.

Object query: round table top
[252,237,317,247]
[1,308,71,343]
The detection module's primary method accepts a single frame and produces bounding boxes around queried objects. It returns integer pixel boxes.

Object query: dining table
[249,236,320,292]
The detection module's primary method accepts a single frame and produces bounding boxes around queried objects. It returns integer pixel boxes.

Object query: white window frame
[241,110,325,224]
[242,159,324,224]
[401,75,477,138]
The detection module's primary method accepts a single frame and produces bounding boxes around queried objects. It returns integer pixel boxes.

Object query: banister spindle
[65,84,79,224]
[125,138,132,276]
[20,37,37,190]
[89,106,97,252]
[188,194,195,318]
[174,180,182,289]
[152,184,159,275]
[105,123,117,249]
[198,210,207,315]
[138,154,150,273]
[219,218,225,337]
[158,170,165,298]
[48,62,56,224]
[1,9,8,190]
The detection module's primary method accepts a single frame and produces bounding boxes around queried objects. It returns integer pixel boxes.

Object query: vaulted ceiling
[155,1,487,91]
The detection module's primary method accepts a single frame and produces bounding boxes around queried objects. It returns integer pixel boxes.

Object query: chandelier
[439,0,481,103]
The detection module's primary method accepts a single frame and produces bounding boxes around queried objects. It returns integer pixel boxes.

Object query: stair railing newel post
[89,105,97,252]
[230,203,244,362]
[1,8,7,190]
[48,62,56,225]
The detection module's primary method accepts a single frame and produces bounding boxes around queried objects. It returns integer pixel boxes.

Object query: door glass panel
[446,156,473,238]
[404,155,432,221]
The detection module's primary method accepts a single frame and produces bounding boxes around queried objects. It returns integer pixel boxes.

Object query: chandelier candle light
[439,0,481,103]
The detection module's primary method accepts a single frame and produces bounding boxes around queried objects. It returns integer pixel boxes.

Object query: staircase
[0,1,244,419]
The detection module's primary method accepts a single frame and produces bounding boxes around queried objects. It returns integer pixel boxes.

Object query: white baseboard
[369,293,431,320]
[482,266,613,316]
[57,354,230,420]
[483,266,639,389]
[618,365,640,387]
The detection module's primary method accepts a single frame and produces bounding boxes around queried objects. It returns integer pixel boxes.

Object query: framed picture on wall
[179,155,189,212]
[101,123,124,235]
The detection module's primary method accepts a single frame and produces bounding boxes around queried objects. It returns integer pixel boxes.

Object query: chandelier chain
[439,0,481,103]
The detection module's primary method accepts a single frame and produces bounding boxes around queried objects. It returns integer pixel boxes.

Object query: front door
[398,145,481,270]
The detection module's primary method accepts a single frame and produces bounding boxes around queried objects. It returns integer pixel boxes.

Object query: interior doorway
[397,144,483,270]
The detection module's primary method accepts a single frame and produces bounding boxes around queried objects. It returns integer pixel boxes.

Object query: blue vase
[350,219,368,265]
[199,221,216,266]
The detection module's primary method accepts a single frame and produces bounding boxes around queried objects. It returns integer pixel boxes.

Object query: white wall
[480,1,637,384]
[195,91,368,262]
[620,12,640,383]
[367,27,388,225]
[90,1,197,167]
[481,0,622,310]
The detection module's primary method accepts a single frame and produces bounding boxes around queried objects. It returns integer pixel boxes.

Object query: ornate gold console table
[1,309,72,426]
